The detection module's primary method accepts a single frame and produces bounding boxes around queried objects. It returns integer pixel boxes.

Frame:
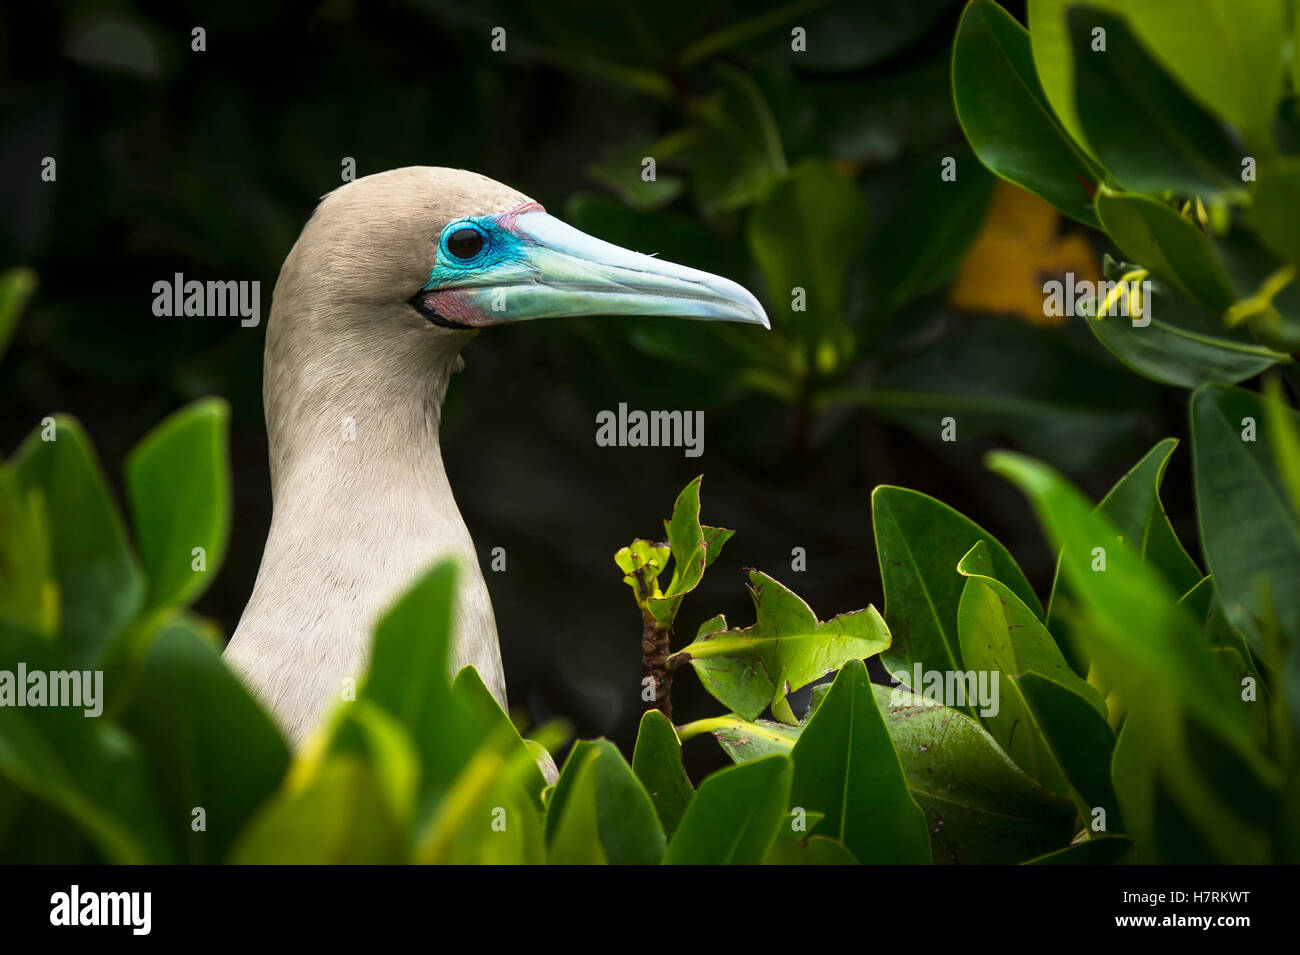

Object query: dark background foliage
[0,0,1190,775]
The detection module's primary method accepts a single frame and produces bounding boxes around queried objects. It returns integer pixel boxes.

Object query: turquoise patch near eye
[423,215,527,290]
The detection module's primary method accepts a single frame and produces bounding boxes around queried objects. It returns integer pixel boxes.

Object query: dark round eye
[446,227,485,260]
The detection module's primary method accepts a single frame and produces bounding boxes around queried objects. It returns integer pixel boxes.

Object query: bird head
[263,167,767,470]
[273,166,766,343]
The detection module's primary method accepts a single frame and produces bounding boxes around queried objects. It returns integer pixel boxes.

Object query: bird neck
[235,325,505,740]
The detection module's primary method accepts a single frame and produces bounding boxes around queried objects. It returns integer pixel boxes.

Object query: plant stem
[641,610,673,720]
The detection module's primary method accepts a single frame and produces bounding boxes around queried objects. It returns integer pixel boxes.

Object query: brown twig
[641,609,673,720]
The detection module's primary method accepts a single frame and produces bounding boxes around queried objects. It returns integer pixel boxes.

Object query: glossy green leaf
[790,661,929,863]
[545,739,664,865]
[991,450,1275,862]
[120,619,289,863]
[874,686,1076,864]
[1068,7,1245,197]
[648,475,733,626]
[1191,383,1300,668]
[874,484,1040,676]
[1254,157,1300,263]
[1095,192,1237,311]
[953,0,1100,225]
[669,570,890,722]
[662,755,791,865]
[958,544,1107,798]
[12,417,144,663]
[1032,0,1285,156]
[1087,270,1289,389]
[632,710,692,838]
[695,691,1076,864]
[708,715,802,764]
[960,541,1101,711]
[124,398,230,610]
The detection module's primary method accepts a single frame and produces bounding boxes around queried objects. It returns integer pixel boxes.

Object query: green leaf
[1085,261,1290,389]
[124,398,230,610]
[1032,0,1285,157]
[12,417,144,663]
[545,739,665,865]
[991,449,1260,749]
[669,570,890,722]
[1047,438,1203,669]
[1190,383,1300,668]
[1025,835,1133,864]
[790,661,930,864]
[959,540,1102,711]
[631,710,693,838]
[450,666,546,805]
[1088,301,1289,389]
[0,267,36,361]
[0,468,53,637]
[648,475,733,626]
[1095,192,1237,311]
[873,685,1076,864]
[697,693,1076,864]
[1177,576,1262,688]
[0,622,172,863]
[1263,375,1300,522]
[662,755,791,865]
[119,619,289,863]
[1068,7,1245,197]
[708,715,803,764]
[762,830,858,865]
[1254,157,1300,263]
[228,756,409,864]
[990,449,1275,862]
[746,157,869,346]
[873,484,1040,676]
[415,718,546,865]
[952,0,1100,225]
[957,543,1112,803]
[362,560,485,815]
[1016,671,1122,826]
[615,539,671,610]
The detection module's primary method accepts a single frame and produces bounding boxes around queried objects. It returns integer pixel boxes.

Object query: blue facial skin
[422,215,529,291]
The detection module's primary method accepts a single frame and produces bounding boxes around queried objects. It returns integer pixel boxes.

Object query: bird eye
[446,227,485,260]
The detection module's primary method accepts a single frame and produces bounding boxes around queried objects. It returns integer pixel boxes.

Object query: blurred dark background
[0,0,1192,776]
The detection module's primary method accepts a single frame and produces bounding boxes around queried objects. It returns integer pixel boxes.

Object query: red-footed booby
[225,167,768,745]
